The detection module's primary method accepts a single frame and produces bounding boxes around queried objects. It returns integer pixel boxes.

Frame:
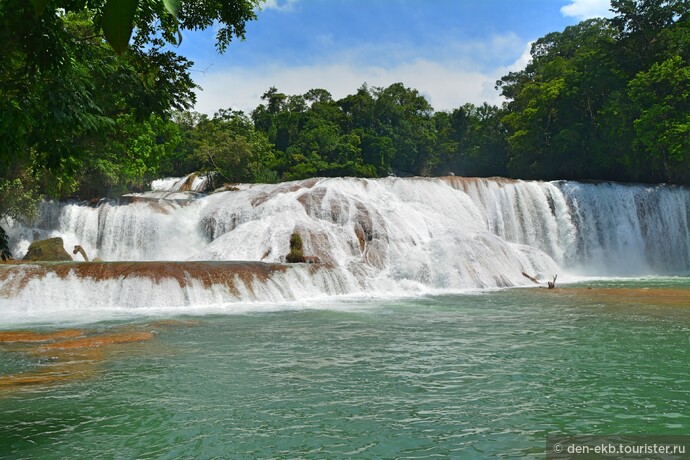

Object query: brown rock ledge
[0,261,328,297]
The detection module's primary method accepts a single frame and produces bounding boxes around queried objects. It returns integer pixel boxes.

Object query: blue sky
[179,0,613,114]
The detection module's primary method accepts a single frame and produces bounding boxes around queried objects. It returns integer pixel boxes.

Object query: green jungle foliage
[0,0,257,215]
[2,0,690,230]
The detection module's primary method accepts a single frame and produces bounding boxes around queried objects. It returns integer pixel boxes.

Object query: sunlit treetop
[25,0,260,54]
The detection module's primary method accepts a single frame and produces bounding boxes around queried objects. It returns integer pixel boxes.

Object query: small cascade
[6,198,210,261]
[0,262,354,322]
[151,173,213,192]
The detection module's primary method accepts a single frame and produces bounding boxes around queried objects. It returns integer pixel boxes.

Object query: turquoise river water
[1,279,689,459]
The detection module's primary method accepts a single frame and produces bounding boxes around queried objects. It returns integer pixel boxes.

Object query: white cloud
[260,0,299,12]
[193,60,499,115]
[560,0,613,20]
[506,41,533,73]
[191,35,533,114]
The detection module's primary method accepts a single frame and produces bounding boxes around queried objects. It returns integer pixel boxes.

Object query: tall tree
[498,18,626,180]
[0,0,259,257]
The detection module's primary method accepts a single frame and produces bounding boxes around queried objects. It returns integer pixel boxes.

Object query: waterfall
[193,177,557,290]
[441,177,690,275]
[0,262,355,323]
[557,181,690,274]
[6,197,210,261]
[3,177,689,317]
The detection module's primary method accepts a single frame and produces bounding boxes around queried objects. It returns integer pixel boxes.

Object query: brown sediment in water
[0,329,84,343]
[0,324,167,393]
[0,347,104,388]
[551,287,690,308]
[34,331,154,352]
[0,370,76,387]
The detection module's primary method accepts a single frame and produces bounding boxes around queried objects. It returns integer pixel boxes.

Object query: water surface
[1,280,689,459]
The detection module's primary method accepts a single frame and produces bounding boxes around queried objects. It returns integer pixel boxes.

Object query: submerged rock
[23,237,73,261]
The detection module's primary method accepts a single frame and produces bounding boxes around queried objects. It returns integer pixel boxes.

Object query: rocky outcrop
[178,173,198,192]
[178,172,214,192]
[0,226,11,261]
[22,237,73,261]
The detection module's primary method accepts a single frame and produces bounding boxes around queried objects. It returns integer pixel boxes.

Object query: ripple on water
[0,283,689,458]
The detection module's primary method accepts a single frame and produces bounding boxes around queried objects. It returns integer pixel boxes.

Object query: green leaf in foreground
[163,0,182,45]
[102,0,138,54]
[163,0,180,18]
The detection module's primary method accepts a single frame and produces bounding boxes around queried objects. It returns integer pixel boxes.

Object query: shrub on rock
[23,238,73,261]
[285,232,304,263]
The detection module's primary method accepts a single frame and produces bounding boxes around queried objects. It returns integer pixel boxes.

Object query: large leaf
[102,0,138,54]
[163,0,183,45]
[163,0,180,18]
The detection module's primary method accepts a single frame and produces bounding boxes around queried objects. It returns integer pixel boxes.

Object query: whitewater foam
[2,176,689,320]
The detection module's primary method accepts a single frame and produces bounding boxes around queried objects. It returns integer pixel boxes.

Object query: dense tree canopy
[498,0,690,183]
[0,0,257,212]
[2,0,690,238]
[168,1,690,187]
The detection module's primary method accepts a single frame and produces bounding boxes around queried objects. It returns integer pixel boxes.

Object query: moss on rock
[285,232,304,263]
[23,237,73,262]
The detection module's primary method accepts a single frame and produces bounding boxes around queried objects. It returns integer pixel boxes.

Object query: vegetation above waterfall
[0,0,258,214]
[2,0,690,218]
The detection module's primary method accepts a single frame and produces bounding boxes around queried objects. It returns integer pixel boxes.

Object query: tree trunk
[521,271,540,284]
[548,274,558,289]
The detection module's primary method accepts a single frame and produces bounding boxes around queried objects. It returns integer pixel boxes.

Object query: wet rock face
[0,226,11,261]
[22,237,73,261]
[178,173,198,192]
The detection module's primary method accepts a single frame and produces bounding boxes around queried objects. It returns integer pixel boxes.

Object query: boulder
[23,237,73,262]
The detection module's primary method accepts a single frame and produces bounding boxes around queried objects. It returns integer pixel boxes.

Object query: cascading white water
[557,181,690,275]
[151,172,213,192]
[2,176,689,319]
[6,197,210,261]
[443,177,690,275]
[194,177,558,291]
[444,177,576,265]
[0,262,356,324]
